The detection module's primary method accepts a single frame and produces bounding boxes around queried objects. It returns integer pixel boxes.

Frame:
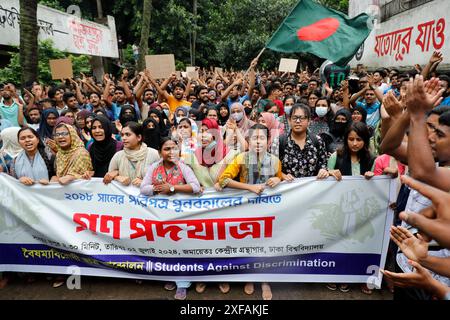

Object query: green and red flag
[266,0,373,66]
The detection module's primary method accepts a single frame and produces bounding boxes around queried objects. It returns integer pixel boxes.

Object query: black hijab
[329,108,353,138]
[119,105,138,126]
[142,118,161,150]
[148,108,169,137]
[89,115,118,178]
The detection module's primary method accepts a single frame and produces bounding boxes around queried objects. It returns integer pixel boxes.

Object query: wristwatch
[169,185,175,194]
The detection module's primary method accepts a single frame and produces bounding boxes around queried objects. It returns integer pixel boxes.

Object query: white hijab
[0,127,22,158]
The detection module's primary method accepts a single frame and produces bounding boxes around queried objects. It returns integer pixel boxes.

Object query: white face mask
[231,112,244,122]
[315,106,328,117]
[284,106,292,116]
[176,116,184,123]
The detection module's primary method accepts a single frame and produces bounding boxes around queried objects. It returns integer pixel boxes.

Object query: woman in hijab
[51,123,93,185]
[173,106,189,128]
[142,118,161,150]
[38,108,59,158]
[75,110,95,144]
[258,112,284,156]
[217,102,229,126]
[0,127,22,174]
[320,108,353,156]
[118,105,139,126]
[148,108,170,137]
[38,108,59,141]
[224,102,255,152]
[88,115,123,178]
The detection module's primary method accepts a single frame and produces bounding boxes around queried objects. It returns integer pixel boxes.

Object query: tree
[20,0,39,86]
[137,0,152,71]
[0,40,91,85]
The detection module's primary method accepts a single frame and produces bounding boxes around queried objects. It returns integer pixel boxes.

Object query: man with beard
[439,75,450,106]
[47,87,65,114]
[146,71,191,115]
[191,85,214,110]
[103,69,140,121]
[25,106,41,130]
[0,84,24,127]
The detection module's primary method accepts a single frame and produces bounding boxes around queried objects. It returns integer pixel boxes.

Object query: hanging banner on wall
[0,0,119,58]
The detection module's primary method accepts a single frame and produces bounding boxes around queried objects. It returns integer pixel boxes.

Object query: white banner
[349,0,450,68]
[0,174,396,287]
[0,0,119,58]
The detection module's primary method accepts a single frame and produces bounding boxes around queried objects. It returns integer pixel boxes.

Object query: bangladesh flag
[266,0,372,66]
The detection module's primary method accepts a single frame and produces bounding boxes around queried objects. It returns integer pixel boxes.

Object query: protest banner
[145,54,176,79]
[278,58,299,73]
[49,58,73,80]
[215,67,223,74]
[0,174,395,286]
[0,0,119,58]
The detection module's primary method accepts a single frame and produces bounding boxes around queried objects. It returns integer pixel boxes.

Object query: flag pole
[244,47,266,78]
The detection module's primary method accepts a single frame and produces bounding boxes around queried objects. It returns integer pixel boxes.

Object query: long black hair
[17,127,54,177]
[336,122,374,175]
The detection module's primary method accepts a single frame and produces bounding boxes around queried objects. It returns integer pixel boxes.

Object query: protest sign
[278,58,299,73]
[145,54,176,79]
[49,58,73,80]
[186,66,199,80]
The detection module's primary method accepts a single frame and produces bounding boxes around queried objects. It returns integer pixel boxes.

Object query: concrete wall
[348,0,449,71]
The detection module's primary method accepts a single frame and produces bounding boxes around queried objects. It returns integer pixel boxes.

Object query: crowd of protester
[0,50,449,300]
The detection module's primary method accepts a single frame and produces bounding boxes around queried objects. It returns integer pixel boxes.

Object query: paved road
[0,273,392,300]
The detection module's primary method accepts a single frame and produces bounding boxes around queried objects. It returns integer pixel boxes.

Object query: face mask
[231,112,243,122]
[176,116,184,123]
[163,109,170,117]
[333,122,347,136]
[284,106,292,116]
[315,107,328,117]
[121,115,135,123]
[244,107,252,115]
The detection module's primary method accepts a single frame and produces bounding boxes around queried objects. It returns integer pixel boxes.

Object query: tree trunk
[19,0,38,86]
[137,0,152,72]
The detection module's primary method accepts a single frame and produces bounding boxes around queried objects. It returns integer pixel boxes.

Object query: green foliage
[34,0,350,71]
[0,40,91,85]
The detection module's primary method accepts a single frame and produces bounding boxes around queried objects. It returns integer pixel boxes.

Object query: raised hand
[406,75,444,115]
[390,226,428,262]
[429,51,443,64]
[398,175,450,249]
[382,90,403,118]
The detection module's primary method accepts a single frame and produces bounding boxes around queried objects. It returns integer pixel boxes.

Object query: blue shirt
[441,97,450,106]
[227,94,250,109]
[111,101,141,121]
[356,100,381,129]
[0,99,21,127]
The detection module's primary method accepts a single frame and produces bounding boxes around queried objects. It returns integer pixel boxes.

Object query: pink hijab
[259,112,284,145]
[195,118,228,167]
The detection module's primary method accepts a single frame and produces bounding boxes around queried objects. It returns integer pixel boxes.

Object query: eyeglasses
[53,132,70,138]
[291,116,308,122]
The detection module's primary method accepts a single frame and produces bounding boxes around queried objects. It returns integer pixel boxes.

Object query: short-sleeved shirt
[111,101,141,121]
[0,99,21,127]
[167,95,192,114]
[356,100,381,129]
[281,132,328,178]
[226,94,250,109]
